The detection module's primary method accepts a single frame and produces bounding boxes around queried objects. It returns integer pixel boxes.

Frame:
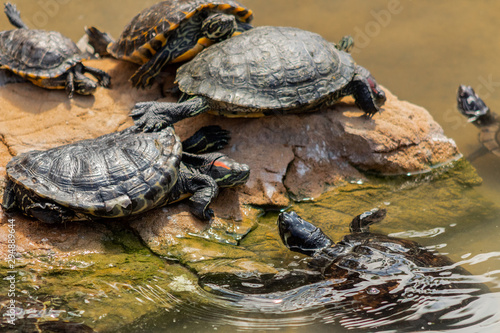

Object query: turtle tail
[349,208,387,233]
[85,26,113,56]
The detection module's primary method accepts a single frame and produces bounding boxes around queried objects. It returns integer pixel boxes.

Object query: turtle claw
[99,73,111,88]
[131,102,172,132]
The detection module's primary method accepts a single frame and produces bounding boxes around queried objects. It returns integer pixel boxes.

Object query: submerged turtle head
[278,211,334,257]
[202,13,237,42]
[457,85,490,123]
[206,153,250,188]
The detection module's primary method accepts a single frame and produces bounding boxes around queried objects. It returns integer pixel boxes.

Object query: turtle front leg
[130,46,177,89]
[181,173,219,221]
[131,96,210,132]
[82,65,111,88]
[65,71,75,98]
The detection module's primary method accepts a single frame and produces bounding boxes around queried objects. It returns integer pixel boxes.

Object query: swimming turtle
[457,85,500,159]
[85,0,253,88]
[2,125,250,223]
[0,3,110,98]
[274,209,488,330]
[131,26,386,131]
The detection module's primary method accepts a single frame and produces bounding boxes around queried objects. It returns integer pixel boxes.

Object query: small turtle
[0,3,110,97]
[2,125,249,223]
[131,26,386,131]
[457,85,500,159]
[85,0,253,88]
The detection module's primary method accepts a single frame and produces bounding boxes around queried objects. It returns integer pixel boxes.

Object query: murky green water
[2,0,500,332]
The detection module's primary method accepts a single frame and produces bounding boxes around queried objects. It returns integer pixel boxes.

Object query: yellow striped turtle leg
[131,96,210,132]
[130,46,178,89]
[170,37,212,64]
[181,126,230,154]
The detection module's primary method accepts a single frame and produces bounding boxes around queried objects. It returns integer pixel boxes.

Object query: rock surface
[0,58,469,331]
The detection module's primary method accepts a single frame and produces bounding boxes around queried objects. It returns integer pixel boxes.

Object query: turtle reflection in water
[457,85,500,160]
[205,209,489,331]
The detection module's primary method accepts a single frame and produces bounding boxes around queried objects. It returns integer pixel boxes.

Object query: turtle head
[206,153,250,188]
[278,211,334,257]
[457,85,490,123]
[74,78,97,96]
[202,13,237,42]
[352,65,386,116]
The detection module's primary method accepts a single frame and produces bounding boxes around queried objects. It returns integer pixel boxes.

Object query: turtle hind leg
[4,3,29,29]
[182,126,230,154]
[25,202,74,224]
[2,179,16,210]
[350,208,387,233]
[81,65,111,88]
[85,26,113,56]
[131,96,210,132]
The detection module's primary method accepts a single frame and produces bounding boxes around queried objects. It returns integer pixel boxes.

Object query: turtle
[457,85,500,160]
[273,209,489,330]
[85,0,253,88]
[0,3,110,98]
[2,125,250,223]
[130,26,387,132]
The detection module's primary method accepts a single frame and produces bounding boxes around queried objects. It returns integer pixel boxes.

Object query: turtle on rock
[457,85,500,160]
[131,26,386,132]
[2,126,250,223]
[0,3,110,97]
[85,0,253,88]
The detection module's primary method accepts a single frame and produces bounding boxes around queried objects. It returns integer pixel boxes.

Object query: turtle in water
[131,26,386,131]
[0,3,110,98]
[457,85,500,159]
[274,209,489,330]
[85,0,253,88]
[2,125,250,223]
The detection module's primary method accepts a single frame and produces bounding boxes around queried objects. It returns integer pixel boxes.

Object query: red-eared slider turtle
[0,3,110,98]
[131,26,386,131]
[2,126,249,223]
[457,85,500,159]
[274,209,489,330]
[85,0,253,88]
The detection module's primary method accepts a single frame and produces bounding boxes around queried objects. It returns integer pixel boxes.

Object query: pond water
[2,0,500,332]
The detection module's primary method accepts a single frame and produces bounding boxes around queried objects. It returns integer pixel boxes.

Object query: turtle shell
[110,0,253,64]
[0,29,83,79]
[5,127,182,218]
[176,26,356,112]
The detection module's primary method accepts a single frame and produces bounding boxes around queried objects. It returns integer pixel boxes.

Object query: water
[2,0,500,332]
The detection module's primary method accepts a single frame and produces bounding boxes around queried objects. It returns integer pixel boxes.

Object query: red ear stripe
[213,160,231,170]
